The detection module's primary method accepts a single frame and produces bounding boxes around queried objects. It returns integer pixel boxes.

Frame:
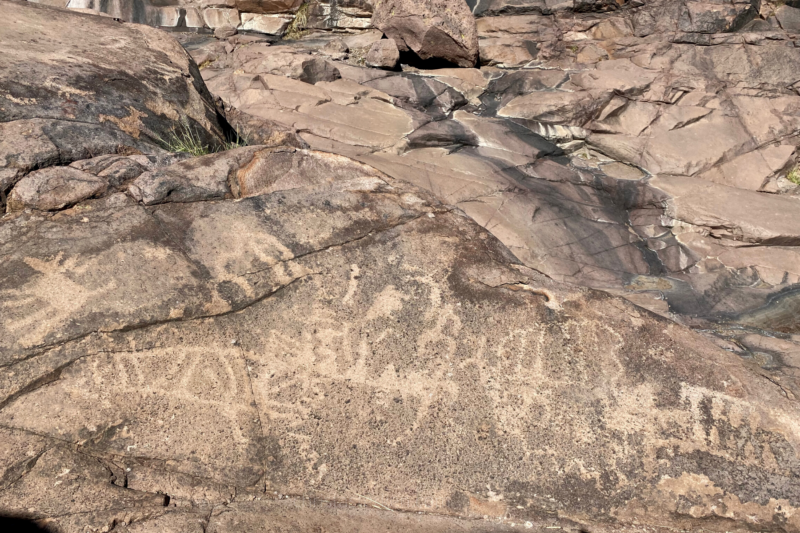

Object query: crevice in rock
[0,447,49,492]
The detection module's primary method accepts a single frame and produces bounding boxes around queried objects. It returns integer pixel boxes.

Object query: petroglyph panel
[0,341,264,486]
[1,183,797,531]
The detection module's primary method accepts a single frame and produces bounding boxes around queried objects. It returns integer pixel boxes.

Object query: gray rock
[0,1,226,197]
[678,1,758,33]
[469,0,550,16]
[777,5,800,32]
[298,57,342,84]
[70,155,147,186]
[69,154,133,176]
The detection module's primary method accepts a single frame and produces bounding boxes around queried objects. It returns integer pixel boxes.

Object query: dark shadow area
[398,49,463,70]
[0,516,51,533]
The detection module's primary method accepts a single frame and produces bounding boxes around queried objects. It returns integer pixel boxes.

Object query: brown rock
[128,146,261,205]
[194,5,800,337]
[321,37,350,60]
[0,1,226,197]
[223,106,309,149]
[239,13,292,35]
[371,0,479,67]
[231,0,303,14]
[651,174,800,246]
[2,160,799,532]
[214,24,238,39]
[365,38,400,69]
[234,147,388,197]
[7,166,107,211]
[476,14,558,68]
[204,7,240,29]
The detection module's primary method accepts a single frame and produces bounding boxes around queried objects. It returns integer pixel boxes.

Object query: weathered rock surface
[199,16,800,335]
[3,142,800,532]
[213,24,237,39]
[6,167,108,212]
[372,0,479,67]
[190,0,800,375]
[365,38,400,69]
[4,1,800,532]
[0,0,227,204]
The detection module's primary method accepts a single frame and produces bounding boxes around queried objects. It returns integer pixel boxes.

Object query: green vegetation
[787,166,800,185]
[284,1,312,40]
[222,135,248,151]
[158,122,247,156]
[159,125,210,156]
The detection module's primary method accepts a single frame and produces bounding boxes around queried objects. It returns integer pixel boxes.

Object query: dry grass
[158,122,247,156]
[284,1,312,40]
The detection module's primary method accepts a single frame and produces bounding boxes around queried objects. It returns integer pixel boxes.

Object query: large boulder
[1,148,799,532]
[6,167,108,212]
[371,0,479,67]
[0,0,228,201]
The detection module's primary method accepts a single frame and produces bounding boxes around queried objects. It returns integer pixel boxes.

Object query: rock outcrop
[194,0,800,340]
[3,1,800,532]
[4,150,800,532]
[54,0,373,35]
[0,0,227,204]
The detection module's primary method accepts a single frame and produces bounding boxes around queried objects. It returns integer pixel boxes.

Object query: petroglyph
[1,145,798,531]
[99,107,148,139]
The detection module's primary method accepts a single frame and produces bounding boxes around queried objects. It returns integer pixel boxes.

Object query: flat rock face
[2,152,799,533]
[194,0,800,341]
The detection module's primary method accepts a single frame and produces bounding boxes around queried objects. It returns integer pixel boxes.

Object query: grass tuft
[159,125,212,156]
[222,135,248,151]
[157,122,248,156]
[787,166,800,185]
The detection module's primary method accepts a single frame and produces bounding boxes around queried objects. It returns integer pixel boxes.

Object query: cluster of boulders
[2,0,800,532]
[36,0,481,68]
[189,0,800,337]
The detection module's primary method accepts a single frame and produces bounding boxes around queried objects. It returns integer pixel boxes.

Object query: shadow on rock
[0,516,50,533]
